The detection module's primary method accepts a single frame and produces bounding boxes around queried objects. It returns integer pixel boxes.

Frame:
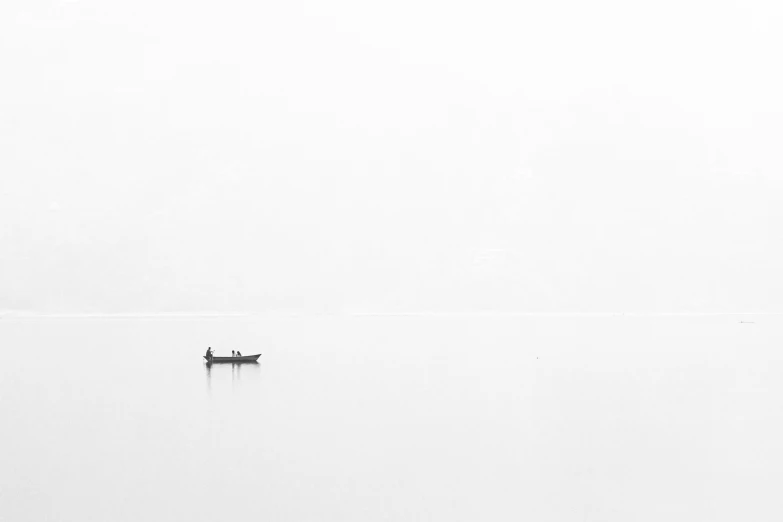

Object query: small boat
[204,354,261,363]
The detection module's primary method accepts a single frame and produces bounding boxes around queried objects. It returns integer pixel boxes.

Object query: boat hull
[204,354,261,363]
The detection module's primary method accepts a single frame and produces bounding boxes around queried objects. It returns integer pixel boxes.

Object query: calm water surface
[1,315,782,521]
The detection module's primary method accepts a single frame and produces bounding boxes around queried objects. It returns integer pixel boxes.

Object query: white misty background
[1,0,781,315]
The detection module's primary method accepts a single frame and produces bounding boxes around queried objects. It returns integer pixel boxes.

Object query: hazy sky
[1,0,782,313]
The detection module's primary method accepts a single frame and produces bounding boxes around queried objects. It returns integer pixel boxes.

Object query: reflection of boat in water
[204,354,261,363]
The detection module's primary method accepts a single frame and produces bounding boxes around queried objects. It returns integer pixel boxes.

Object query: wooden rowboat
[204,354,261,363]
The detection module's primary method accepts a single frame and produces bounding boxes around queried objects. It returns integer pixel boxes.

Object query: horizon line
[1,311,782,319]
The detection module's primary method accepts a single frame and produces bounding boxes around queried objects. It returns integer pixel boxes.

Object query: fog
[2,0,782,314]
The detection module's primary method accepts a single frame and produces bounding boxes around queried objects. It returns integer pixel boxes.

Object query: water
[1,315,782,521]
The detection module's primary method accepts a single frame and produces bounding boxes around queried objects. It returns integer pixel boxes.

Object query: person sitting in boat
[236,351,242,357]
[232,350,236,357]
[205,347,213,362]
